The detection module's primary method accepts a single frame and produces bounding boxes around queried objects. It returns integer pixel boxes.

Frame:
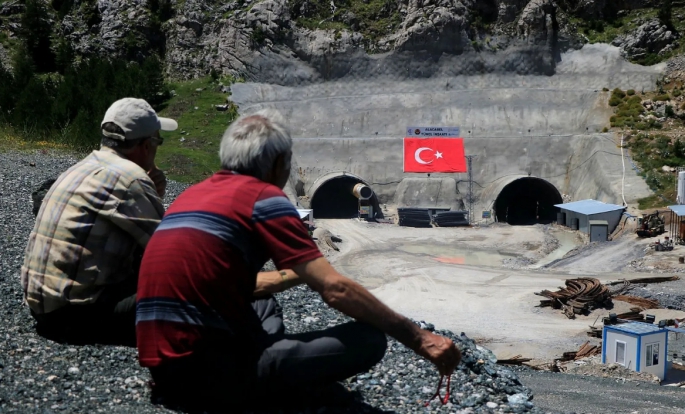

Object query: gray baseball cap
[101,97,178,141]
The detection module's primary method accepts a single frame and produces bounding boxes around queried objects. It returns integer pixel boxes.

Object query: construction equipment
[651,237,674,252]
[636,211,666,238]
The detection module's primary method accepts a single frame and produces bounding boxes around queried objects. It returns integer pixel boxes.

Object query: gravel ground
[625,283,685,311]
[0,150,545,414]
[516,368,685,414]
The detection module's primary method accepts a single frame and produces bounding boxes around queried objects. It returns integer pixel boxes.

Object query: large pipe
[352,183,373,200]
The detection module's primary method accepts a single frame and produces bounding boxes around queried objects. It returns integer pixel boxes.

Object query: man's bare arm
[293,257,461,375]
[253,269,304,297]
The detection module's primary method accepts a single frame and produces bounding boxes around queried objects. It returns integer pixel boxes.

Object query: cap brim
[159,117,178,131]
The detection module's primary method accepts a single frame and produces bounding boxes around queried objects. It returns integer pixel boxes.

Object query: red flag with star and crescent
[403,137,467,173]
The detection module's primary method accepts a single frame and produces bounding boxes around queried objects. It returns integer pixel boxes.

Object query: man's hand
[416,331,462,376]
[147,165,167,199]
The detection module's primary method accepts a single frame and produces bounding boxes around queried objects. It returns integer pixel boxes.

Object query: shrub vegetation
[0,0,171,149]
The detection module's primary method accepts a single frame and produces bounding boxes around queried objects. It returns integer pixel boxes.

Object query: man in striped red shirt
[136,110,461,409]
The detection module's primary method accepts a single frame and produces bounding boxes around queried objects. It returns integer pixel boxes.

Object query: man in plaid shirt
[21,98,177,346]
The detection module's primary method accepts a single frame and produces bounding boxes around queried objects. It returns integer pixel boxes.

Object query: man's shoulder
[197,171,282,198]
[90,149,151,187]
[168,173,289,217]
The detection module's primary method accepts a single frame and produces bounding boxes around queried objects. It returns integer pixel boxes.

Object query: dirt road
[318,219,666,361]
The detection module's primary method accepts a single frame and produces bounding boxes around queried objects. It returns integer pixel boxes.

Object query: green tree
[0,64,15,121]
[659,0,673,28]
[674,139,685,159]
[140,55,169,108]
[21,0,56,73]
[52,0,75,19]
[666,105,676,118]
[54,39,75,74]
[12,44,36,90]
[12,78,53,132]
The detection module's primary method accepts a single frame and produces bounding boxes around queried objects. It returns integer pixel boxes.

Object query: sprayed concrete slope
[231,44,663,211]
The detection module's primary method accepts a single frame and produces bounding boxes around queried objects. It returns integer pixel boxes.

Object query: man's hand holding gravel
[417,331,462,375]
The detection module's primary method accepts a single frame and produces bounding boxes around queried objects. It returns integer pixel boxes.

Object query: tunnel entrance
[494,178,562,225]
[311,176,379,219]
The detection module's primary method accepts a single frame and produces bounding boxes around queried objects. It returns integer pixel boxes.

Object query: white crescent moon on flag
[414,147,434,165]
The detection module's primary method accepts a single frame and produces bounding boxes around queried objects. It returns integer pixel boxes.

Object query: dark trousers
[150,296,387,408]
[31,289,137,347]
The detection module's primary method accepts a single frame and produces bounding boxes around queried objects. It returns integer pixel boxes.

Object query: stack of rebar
[536,277,611,318]
[559,341,602,361]
[612,295,660,309]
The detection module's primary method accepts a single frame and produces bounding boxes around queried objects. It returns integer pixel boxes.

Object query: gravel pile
[625,284,685,311]
[0,150,545,413]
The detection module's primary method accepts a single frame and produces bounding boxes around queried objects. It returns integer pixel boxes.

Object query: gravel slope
[1,150,543,413]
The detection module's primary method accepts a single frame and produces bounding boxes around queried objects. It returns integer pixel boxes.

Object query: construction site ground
[317,218,685,366]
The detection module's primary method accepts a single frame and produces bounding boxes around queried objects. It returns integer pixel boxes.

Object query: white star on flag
[435,151,443,159]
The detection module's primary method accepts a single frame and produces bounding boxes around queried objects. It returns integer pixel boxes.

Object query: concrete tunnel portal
[493,177,562,225]
[310,175,381,219]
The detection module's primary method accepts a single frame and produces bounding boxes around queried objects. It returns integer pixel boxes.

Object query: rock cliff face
[612,19,679,60]
[157,0,570,83]
[0,0,672,82]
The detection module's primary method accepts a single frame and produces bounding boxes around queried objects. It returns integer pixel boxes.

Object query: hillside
[0,0,680,82]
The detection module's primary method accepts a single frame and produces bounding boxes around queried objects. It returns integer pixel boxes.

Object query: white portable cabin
[602,322,668,380]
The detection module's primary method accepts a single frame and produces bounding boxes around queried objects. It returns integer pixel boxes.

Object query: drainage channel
[530,230,582,269]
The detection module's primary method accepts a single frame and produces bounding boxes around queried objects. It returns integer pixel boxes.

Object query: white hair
[219,109,292,180]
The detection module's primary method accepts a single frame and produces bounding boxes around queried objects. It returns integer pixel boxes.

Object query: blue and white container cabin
[602,322,669,380]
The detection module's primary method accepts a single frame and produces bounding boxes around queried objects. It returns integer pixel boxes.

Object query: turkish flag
[403,137,467,173]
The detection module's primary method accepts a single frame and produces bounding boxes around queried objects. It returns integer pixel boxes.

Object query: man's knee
[355,322,387,365]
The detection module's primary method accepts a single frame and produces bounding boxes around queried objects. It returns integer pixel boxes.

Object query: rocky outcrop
[381,0,470,54]
[160,0,570,83]
[58,0,162,60]
[518,0,555,43]
[575,0,607,20]
[612,19,679,60]
[0,0,602,82]
[0,0,24,16]
[497,0,529,24]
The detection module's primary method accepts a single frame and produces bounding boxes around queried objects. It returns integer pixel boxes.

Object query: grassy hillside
[571,3,684,66]
[606,83,685,209]
[154,77,239,183]
[0,76,240,184]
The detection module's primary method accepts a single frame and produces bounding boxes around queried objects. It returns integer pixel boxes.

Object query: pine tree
[659,0,673,28]
[13,78,53,132]
[675,139,685,160]
[54,39,75,74]
[140,55,169,108]
[12,45,36,92]
[0,64,15,121]
[21,0,56,73]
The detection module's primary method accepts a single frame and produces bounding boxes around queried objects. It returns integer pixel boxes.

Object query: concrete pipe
[353,183,373,200]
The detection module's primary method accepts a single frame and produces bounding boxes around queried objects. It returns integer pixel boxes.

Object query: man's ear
[140,138,153,152]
